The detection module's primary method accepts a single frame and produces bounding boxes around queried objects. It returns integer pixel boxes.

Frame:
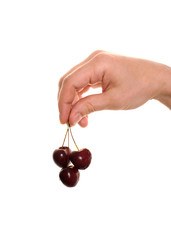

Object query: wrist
[154,64,171,109]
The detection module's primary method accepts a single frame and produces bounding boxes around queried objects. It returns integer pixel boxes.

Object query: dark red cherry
[59,146,71,155]
[52,148,70,168]
[59,166,80,187]
[69,148,92,170]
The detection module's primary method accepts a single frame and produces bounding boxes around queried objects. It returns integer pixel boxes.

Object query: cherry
[52,121,92,187]
[59,146,71,155]
[69,148,92,170]
[53,148,70,168]
[59,166,80,187]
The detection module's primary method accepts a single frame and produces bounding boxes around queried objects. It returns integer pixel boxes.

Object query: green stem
[67,120,70,128]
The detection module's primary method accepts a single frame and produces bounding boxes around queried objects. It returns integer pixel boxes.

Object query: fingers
[58,50,104,100]
[77,85,91,98]
[69,93,109,126]
[78,115,88,128]
[58,54,105,124]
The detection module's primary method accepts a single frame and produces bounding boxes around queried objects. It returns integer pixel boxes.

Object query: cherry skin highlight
[53,148,70,168]
[69,148,92,170]
[59,166,80,187]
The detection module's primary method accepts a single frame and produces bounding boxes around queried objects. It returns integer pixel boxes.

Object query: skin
[58,50,171,127]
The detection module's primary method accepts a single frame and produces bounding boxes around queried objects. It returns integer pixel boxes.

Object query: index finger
[57,50,104,100]
[58,56,103,124]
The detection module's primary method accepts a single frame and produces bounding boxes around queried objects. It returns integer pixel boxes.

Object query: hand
[58,50,171,127]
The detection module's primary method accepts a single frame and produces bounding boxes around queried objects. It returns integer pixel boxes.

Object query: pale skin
[58,50,171,127]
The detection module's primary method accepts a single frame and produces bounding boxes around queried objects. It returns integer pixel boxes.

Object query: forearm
[154,65,171,109]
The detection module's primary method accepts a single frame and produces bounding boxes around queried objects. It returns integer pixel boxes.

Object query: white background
[0,0,171,239]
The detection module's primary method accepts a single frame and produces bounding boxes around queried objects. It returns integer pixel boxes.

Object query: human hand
[58,50,171,127]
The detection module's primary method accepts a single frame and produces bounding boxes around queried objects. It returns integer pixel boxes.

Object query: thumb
[69,93,109,126]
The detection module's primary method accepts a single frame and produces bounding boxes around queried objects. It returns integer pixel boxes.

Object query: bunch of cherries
[52,122,92,187]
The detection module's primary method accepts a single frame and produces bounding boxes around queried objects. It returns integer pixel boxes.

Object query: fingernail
[59,112,62,123]
[59,112,65,124]
[71,113,82,126]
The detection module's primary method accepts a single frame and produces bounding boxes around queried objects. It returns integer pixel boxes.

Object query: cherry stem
[69,126,79,151]
[62,125,69,147]
[68,124,69,148]
[67,121,70,128]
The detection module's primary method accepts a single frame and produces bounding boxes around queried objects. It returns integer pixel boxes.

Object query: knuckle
[58,77,63,88]
[87,50,105,63]
[59,73,72,89]
[85,101,96,114]
[91,50,103,57]
[63,75,70,86]
[93,52,109,64]
[76,100,95,116]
